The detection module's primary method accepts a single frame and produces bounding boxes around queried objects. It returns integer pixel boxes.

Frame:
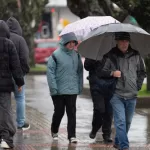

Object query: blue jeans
[13,77,25,127]
[110,94,136,150]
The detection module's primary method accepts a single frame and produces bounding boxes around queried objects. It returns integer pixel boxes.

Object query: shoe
[52,133,58,140]
[69,137,77,143]
[113,144,120,150]
[1,139,10,149]
[103,137,113,143]
[89,131,96,139]
[18,122,30,131]
[103,135,113,143]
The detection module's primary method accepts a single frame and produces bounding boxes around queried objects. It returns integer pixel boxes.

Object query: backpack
[51,53,57,63]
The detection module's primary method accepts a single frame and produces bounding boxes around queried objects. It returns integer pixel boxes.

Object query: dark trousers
[0,92,16,148]
[91,90,113,138]
[51,94,77,139]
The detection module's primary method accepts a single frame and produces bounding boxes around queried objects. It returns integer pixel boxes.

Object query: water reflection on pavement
[9,75,150,150]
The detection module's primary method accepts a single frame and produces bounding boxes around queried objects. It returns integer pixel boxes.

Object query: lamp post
[51,7,58,38]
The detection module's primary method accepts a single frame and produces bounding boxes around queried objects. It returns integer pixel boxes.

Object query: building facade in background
[36,0,79,39]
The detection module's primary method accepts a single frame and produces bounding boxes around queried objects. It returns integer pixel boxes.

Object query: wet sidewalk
[6,75,150,150]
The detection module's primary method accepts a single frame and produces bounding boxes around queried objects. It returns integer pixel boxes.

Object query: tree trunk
[145,57,150,91]
[147,75,150,91]
[29,38,35,67]
[25,35,35,67]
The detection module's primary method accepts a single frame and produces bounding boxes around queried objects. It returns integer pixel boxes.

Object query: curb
[82,86,150,108]
[28,71,46,75]
[27,73,150,108]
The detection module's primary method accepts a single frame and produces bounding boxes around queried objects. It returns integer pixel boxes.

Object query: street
[5,75,150,150]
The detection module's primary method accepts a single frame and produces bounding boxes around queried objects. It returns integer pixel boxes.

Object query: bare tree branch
[67,0,127,21]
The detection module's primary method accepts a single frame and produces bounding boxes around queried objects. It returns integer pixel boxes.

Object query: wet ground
[4,75,150,150]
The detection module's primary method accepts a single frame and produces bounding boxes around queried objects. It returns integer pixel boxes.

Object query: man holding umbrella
[97,32,146,150]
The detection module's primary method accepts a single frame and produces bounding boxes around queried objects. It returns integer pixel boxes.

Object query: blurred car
[34,39,58,64]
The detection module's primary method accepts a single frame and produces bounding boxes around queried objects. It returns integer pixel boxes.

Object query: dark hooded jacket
[0,20,24,92]
[84,58,103,91]
[7,17,30,75]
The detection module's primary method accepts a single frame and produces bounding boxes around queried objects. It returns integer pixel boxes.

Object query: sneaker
[52,133,58,140]
[69,137,77,143]
[1,139,10,149]
[18,122,30,131]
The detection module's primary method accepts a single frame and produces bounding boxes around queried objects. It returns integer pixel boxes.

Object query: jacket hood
[6,17,22,36]
[0,20,10,38]
[59,32,78,46]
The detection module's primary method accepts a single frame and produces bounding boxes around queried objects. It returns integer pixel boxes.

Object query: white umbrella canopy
[59,16,120,40]
[78,23,150,60]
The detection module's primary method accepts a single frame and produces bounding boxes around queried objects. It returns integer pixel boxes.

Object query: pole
[16,0,21,13]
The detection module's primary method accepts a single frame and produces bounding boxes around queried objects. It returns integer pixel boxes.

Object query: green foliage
[30,64,47,72]
[111,0,150,31]
[18,0,48,36]
[18,0,48,67]
[0,0,48,66]
[133,0,150,31]
[138,84,150,97]
[0,0,48,34]
[0,0,18,19]
[68,0,150,31]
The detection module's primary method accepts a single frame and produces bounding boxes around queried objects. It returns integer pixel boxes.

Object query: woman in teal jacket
[47,32,83,143]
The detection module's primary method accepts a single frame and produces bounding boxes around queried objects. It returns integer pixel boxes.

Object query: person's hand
[18,86,22,92]
[113,70,121,78]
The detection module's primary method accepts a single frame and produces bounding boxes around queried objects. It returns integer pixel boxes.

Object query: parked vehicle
[34,39,58,64]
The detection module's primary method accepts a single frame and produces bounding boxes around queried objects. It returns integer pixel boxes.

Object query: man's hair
[115,32,130,41]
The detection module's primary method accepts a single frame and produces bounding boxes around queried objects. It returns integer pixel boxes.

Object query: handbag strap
[52,53,57,63]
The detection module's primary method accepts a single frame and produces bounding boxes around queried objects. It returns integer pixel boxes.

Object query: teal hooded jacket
[47,33,83,96]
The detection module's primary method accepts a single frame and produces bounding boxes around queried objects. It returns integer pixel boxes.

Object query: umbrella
[78,23,150,60]
[59,16,120,40]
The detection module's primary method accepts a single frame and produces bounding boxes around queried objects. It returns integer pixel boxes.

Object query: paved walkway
[3,75,150,150]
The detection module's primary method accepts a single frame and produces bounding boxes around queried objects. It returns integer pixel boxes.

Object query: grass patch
[138,84,150,97]
[30,64,47,72]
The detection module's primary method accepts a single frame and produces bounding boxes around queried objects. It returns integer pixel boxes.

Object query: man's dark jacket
[84,58,112,113]
[7,17,30,75]
[0,20,24,92]
[84,58,103,92]
[84,58,115,99]
[97,47,146,98]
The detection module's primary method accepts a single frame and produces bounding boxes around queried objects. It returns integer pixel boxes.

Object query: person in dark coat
[0,20,24,149]
[6,17,30,130]
[84,58,113,142]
